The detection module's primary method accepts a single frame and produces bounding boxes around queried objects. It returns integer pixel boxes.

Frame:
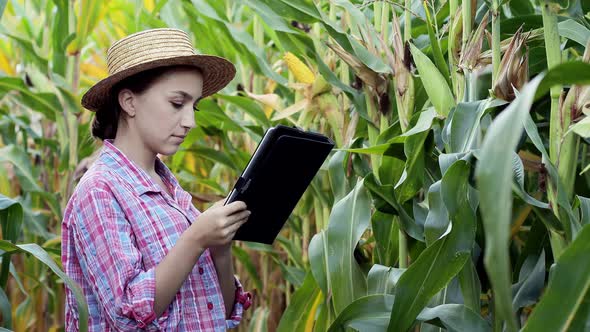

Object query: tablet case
[225,125,334,244]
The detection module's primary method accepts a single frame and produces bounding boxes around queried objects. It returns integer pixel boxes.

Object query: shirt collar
[100,139,181,197]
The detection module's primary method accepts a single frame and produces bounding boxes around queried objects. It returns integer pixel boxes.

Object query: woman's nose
[181,106,197,129]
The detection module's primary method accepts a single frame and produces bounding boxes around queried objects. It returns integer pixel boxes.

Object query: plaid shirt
[61,139,252,331]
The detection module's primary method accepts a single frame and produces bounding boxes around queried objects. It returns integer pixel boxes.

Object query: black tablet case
[224,125,334,244]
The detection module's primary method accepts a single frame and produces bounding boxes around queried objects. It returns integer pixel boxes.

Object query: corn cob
[284,52,315,84]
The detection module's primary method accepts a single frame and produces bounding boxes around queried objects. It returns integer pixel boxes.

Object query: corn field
[1,0,590,331]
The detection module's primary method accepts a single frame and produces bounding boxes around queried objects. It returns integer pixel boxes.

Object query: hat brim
[81,54,236,112]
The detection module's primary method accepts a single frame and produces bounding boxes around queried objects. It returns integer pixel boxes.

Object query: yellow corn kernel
[284,52,315,84]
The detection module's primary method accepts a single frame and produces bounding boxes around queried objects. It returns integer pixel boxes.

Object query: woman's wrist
[210,243,233,260]
[179,229,205,257]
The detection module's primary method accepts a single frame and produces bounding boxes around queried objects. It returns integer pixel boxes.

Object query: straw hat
[81,28,236,112]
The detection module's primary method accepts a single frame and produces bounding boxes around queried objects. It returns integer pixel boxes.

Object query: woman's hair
[91,65,198,140]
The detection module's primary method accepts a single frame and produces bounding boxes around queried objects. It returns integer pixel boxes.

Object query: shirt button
[207,302,213,310]
[198,267,204,275]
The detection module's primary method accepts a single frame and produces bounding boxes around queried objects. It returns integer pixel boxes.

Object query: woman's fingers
[219,209,250,227]
[224,201,247,215]
[226,217,249,238]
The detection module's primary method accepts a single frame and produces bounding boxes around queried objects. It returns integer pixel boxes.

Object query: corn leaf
[0,145,41,192]
[558,19,590,47]
[476,75,545,332]
[388,160,475,331]
[0,242,88,332]
[523,224,590,332]
[276,272,322,332]
[308,180,370,315]
[410,43,455,117]
[423,1,451,87]
[535,61,590,99]
[328,294,490,332]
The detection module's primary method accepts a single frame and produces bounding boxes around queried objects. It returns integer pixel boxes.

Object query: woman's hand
[187,200,250,249]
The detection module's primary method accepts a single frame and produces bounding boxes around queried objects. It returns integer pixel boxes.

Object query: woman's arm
[210,245,237,318]
[153,233,204,317]
[154,201,250,317]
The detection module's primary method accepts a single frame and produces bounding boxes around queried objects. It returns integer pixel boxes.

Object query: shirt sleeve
[71,185,167,331]
[225,276,253,329]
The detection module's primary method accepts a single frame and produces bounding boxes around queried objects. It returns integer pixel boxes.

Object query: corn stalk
[542,0,571,255]
[491,0,501,85]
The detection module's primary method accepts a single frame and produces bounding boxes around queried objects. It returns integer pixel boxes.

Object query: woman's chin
[158,144,181,156]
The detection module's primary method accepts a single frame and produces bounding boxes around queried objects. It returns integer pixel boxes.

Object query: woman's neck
[112,132,158,177]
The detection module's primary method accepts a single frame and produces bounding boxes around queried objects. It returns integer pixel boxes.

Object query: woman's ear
[118,89,136,117]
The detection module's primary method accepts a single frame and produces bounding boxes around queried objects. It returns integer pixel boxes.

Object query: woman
[61,28,252,331]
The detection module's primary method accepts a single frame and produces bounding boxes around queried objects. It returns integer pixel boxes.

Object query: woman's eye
[170,102,183,109]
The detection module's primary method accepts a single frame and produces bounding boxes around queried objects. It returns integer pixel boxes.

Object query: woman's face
[124,67,203,156]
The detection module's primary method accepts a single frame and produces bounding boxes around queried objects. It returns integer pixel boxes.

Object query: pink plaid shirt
[61,139,252,331]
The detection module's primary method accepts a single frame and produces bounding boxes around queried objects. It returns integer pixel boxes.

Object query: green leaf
[535,61,590,100]
[367,264,404,295]
[243,0,296,33]
[338,136,406,156]
[448,99,507,153]
[256,0,320,23]
[388,161,475,332]
[364,173,424,241]
[67,0,103,54]
[0,145,41,192]
[568,287,590,332]
[328,150,349,203]
[0,77,61,121]
[0,194,23,243]
[0,286,10,329]
[328,294,490,332]
[395,130,429,204]
[50,0,69,76]
[424,181,450,246]
[402,108,437,137]
[186,1,288,86]
[0,1,6,20]
[328,294,394,332]
[523,224,590,332]
[511,153,550,209]
[194,100,244,133]
[3,33,48,73]
[423,1,451,87]
[232,246,263,291]
[523,114,579,239]
[248,307,270,332]
[512,251,546,311]
[509,0,535,16]
[416,304,491,332]
[183,145,240,172]
[276,272,322,332]
[371,212,399,267]
[308,180,370,314]
[577,196,590,225]
[0,242,88,332]
[409,43,456,117]
[558,19,590,47]
[458,258,482,312]
[322,1,391,74]
[216,95,271,128]
[476,75,545,332]
[567,116,590,138]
